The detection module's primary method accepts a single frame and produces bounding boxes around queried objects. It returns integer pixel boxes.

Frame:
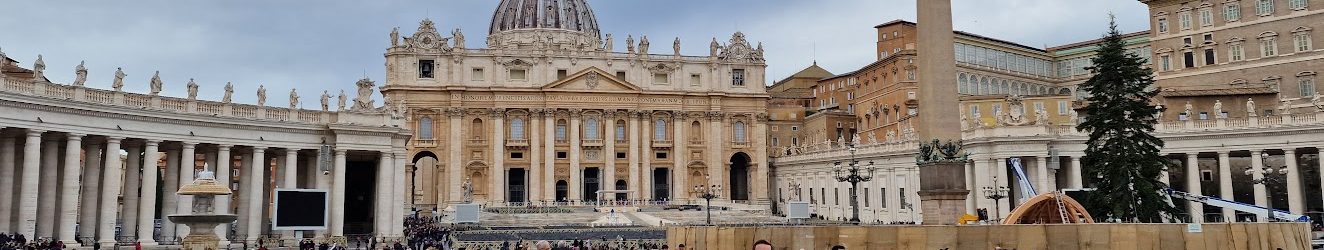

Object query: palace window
[1257,0,1274,15]
[1199,8,1214,26]
[1294,32,1313,52]
[1178,11,1193,30]
[1289,0,1308,10]
[654,119,667,141]
[1226,2,1242,21]
[585,118,600,140]
[1230,43,1245,61]
[970,105,980,118]
[1302,78,1316,97]
[418,60,435,78]
[654,73,670,84]
[1161,55,1172,71]
[1058,101,1069,115]
[1184,51,1196,68]
[510,69,527,81]
[510,118,526,140]
[1204,48,1216,65]
[863,188,870,207]
[472,68,485,81]
[880,188,887,208]
[419,116,434,139]
[1261,37,1279,57]
[1157,16,1170,33]
[555,120,568,141]
[734,121,748,142]
[732,69,746,86]
[615,121,627,142]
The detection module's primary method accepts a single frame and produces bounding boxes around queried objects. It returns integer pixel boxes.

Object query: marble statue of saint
[1279,98,1291,115]
[72,61,88,86]
[186,79,199,100]
[604,34,614,52]
[289,88,299,109]
[1183,101,1193,117]
[32,55,45,80]
[710,38,720,56]
[390,27,399,47]
[461,178,474,203]
[1312,92,1323,111]
[755,42,765,59]
[0,47,6,66]
[337,89,347,111]
[222,82,234,104]
[673,37,681,56]
[626,35,635,54]
[452,28,465,49]
[1247,98,1257,117]
[639,36,650,54]
[1035,108,1049,125]
[1069,109,1080,125]
[320,90,331,111]
[256,85,267,106]
[149,71,164,95]
[1213,100,1224,118]
[112,68,127,91]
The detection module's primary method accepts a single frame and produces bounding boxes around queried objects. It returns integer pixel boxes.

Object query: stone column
[970,157,989,215]
[672,114,686,202]
[1185,153,1203,223]
[641,114,653,201]
[96,137,123,246]
[1034,156,1049,194]
[280,149,297,239]
[604,113,617,200]
[175,142,196,237]
[215,145,233,243]
[965,161,976,214]
[491,109,506,204]
[246,147,265,242]
[627,111,641,201]
[1284,149,1303,214]
[1217,151,1234,219]
[529,111,543,202]
[330,149,347,237]
[393,152,407,237]
[706,112,723,201]
[161,145,181,237]
[1249,149,1267,221]
[138,140,162,245]
[57,134,83,246]
[37,136,59,238]
[543,110,556,201]
[1069,156,1083,189]
[0,136,14,233]
[375,152,391,237]
[121,143,143,238]
[994,158,1010,217]
[569,109,582,202]
[77,140,103,239]
[17,129,45,239]
[448,108,464,204]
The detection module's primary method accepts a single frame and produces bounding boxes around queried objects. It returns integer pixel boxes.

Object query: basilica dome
[489,0,601,37]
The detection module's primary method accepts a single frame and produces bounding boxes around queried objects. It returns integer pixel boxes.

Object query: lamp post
[693,177,722,225]
[833,142,876,224]
[1247,152,1289,222]
[982,176,1010,222]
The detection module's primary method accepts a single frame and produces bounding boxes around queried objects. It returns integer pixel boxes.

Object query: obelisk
[915,0,970,225]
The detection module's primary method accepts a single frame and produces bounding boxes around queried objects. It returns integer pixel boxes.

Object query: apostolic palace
[1,0,1323,248]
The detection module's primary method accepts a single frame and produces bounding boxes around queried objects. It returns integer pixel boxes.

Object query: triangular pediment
[540,67,642,93]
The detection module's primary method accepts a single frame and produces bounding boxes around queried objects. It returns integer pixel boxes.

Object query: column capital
[217,144,233,149]
[181,142,198,148]
[1249,149,1263,154]
[1284,148,1297,154]
[1217,151,1231,156]
[144,139,162,146]
[284,148,299,154]
[25,129,46,136]
[489,108,507,118]
[335,149,348,154]
[105,136,125,142]
[251,146,268,151]
[66,133,84,140]
[380,151,393,157]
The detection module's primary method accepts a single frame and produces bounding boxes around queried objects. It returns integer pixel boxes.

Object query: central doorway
[730,153,751,201]
[583,167,601,202]
[653,168,670,201]
[507,168,526,203]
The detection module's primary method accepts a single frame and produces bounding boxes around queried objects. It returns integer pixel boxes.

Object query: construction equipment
[1167,189,1310,222]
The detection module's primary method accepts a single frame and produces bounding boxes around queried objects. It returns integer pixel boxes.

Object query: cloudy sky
[1,0,1148,106]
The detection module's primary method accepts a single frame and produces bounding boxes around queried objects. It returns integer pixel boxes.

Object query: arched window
[654,119,668,141]
[585,118,600,140]
[510,118,525,140]
[1001,80,1010,94]
[980,77,990,95]
[958,73,969,94]
[615,121,626,141]
[555,119,568,141]
[419,116,434,139]
[690,121,703,140]
[471,118,483,139]
[734,121,748,142]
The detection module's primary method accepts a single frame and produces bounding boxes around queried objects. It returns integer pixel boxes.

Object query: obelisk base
[918,162,970,225]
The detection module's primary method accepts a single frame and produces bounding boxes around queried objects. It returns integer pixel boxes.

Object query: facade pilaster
[392,152,407,237]
[1034,156,1048,194]
[137,140,162,245]
[529,110,543,202]
[37,136,58,238]
[1249,149,1267,221]
[491,109,506,203]
[543,109,556,201]
[1069,156,1083,189]
[375,152,391,237]
[753,114,771,204]
[627,111,641,200]
[994,158,1010,217]
[77,139,102,239]
[603,111,618,200]
[0,136,13,233]
[569,109,582,202]
[971,157,990,216]
[175,142,196,237]
[672,113,686,202]
[641,113,653,200]
[448,108,464,204]
[57,134,83,246]
[96,137,123,246]
[330,149,347,237]
[1284,149,1303,214]
[706,112,723,201]
[1185,153,1203,223]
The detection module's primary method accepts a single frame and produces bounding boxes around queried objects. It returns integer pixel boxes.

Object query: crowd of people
[0,233,63,250]
[405,217,454,250]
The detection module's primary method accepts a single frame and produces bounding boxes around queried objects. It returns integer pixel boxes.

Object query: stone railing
[775,139,920,163]
[1,76,404,128]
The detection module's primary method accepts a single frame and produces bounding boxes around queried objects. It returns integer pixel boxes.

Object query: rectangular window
[863,188,870,207]
[1199,112,1209,120]
[616,152,626,159]
[510,69,528,81]
[615,125,626,141]
[1295,33,1313,52]
[1302,78,1316,97]
[555,124,567,140]
[970,105,981,118]
[791,126,799,131]
[1262,39,1278,57]
[1290,0,1308,10]
[418,60,435,78]
[1184,51,1196,68]
[472,68,485,81]
[834,188,840,205]
[1161,55,1172,71]
[992,104,1003,116]
[556,151,567,159]
[690,74,701,86]
[656,152,668,159]
[1204,48,1216,65]
[1178,11,1193,30]
[1157,17,1169,33]
[1258,0,1275,15]
[1230,44,1245,61]
[899,188,907,209]
[511,152,524,159]
[1201,170,1215,182]
[1226,3,1242,21]
[1184,37,1194,45]
[1034,102,1045,114]
[557,69,568,80]
[1058,101,1069,115]
[1199,8,1214,26]
[732,69,746,86]
[653,73,669,84]
[881,188,887,208]
[1204,34,1214,42]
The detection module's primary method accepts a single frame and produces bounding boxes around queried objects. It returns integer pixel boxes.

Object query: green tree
[1076,16,1178,223]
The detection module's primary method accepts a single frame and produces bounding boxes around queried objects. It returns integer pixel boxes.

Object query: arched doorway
[412,151,439,205]
[729,152,751,201]
[555,180,569,202]
[615,180,628,200]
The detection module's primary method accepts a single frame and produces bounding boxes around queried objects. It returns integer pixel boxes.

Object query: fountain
[168,165,238,250]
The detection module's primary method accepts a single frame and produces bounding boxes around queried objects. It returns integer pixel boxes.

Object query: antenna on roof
[813,43,818,65]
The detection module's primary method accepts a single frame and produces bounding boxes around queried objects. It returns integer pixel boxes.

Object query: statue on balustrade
[639,36,650,54]
[710,38,720,57]
[0,47,6,66]
[390,27,399,47]
[1183,101,1193,118]
[1213,100,1224,118]
[1247,98,1257,117]
[289,88,299,109]
[1035,108,1049,125]
[149,71,163,95]
[222,82,234,104]
[32,55,45,81]
[72,61,87,86]
[337,89,347,111]
[673,37,681,56]
[321,90,331,111]
[1279,98,1291,115]
[452,28,465,49]
[256,85,267,106]
[603,34,614,52]
[1312,93,1323,111]
[626,35,635,54]
[186,79,199,100]
[112,68,126,91]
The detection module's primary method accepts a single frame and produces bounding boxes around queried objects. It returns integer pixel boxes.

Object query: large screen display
[273,189,329,230]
